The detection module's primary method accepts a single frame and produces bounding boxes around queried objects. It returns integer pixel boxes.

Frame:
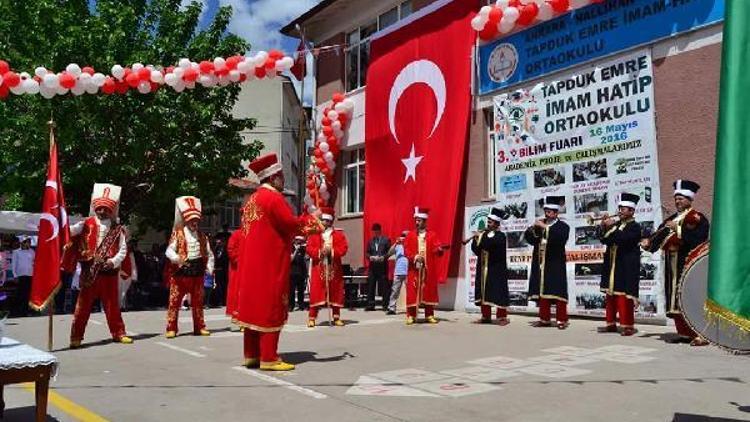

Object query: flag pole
[47,117,56,352]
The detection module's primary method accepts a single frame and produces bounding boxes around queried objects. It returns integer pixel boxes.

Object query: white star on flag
[401,143,423,183]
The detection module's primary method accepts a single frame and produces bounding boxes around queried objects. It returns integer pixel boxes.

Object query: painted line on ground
[89,320,104,325]
[22,382,110,421]
[155,341,206,358]
[232,366,328,399]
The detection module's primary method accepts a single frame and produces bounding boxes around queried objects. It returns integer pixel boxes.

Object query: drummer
[641,180,710,346]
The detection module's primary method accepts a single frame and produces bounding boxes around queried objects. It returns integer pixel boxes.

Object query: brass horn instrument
[585,213,619,226]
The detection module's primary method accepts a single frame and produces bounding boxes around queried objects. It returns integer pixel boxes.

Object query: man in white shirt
[164,196,214,338]
[11,237,35,317]
[68,183,133,348]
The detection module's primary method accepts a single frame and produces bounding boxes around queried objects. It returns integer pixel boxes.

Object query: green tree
[0,0,262,233]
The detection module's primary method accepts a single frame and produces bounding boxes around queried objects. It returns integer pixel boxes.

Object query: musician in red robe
[404,207,447,325]
[306,207,348,327]
[234,153,320,371]
[225,229,243,319]
[164,196,214,338]
[68,183,133,348]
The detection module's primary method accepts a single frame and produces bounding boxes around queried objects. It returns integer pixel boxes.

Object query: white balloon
[334,102,347,114]
[504,6,520,23]
[499,17,515,33]
[150,70,164,84]
[22,79,39,94]
[321,191,330,201]
[478,5,492,18]
[255,51,269,64]
[137,81,151,94]
[471,16,485,31]
[164,73,178,86]
[185,80,196,89]
[173,67,185,79]
[228,70,241,82]
[237,60,252,74]
[332,121,342,130]
[324,152,334,161]
[173,81,186,92]
[533,0,547,5]
[66,63,82,77]
[92,73,106,87]
[40,84,56,99]
[79,73,92,84]
[178,58,191,69]
[42,74,59,88]
[280,57,294,70]
[71,83,86,96]
[218,76,231,86]
[275,60,287,72]
[199,75,216,87]
[85,83,99,94]
[132,63,144,72]
[34,67,48,78]
[333,129,344,139]
[319,142,330,152]
[191,62,200,71]
[327,110,339,120]
[56,86,69,95]
[537,2,554,20]
[213,57,226,70]
[328,161,336,170]
[319,184,328,193]
[496,0,510,8]
[111,65,125,80]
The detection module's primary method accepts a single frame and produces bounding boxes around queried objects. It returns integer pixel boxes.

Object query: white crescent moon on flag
[39,213,59,242]
[388,59,446,144]
[45,180,58,191]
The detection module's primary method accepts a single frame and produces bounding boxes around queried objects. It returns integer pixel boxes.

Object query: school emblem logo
[488,43,518,83]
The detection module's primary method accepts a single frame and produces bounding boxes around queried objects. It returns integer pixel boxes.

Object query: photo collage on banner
[465,49,665,320]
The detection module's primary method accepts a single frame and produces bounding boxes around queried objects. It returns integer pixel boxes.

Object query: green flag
[707,0,750,333]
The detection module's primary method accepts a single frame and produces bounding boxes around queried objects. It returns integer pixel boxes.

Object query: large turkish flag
[364,0,477,282]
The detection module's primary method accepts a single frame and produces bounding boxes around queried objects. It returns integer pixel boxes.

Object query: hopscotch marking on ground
[346,345,659,398]
[232,366,328,399]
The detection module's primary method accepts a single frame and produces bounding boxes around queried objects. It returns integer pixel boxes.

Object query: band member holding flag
[471,208,510,325]
[306,207,348,327]
[68,183,132,348]
[164,196,214,338]
[234,153,320,371]
[642,180,709,345]
[598,192,643,337]
[404,207,446,325]
[525,196,570,329]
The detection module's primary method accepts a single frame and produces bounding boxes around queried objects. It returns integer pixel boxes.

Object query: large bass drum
[679,242,750,353]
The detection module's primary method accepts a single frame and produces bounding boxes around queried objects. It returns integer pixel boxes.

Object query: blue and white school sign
[478,0,724,95]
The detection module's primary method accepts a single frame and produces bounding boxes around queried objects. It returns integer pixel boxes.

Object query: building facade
[283,0,723,311]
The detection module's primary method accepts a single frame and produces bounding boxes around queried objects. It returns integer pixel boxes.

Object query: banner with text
[466,49,664,319]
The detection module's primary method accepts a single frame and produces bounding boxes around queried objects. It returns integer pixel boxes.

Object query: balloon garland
[471,0,604,41]
[0,50,295,99]
[303,93,355,211]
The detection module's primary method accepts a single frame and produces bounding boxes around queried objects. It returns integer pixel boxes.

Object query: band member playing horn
[525,196,570,329]
[68,183,133,348]
[306,207,348,327]
[471,208,510,325]
[598,192,643,336]
[405,207,447,325]
[641,180,709,345]
[165,196,214,338]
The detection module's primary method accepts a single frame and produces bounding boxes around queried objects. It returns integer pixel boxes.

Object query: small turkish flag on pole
[290,40,307,81]
[30,120,70,349]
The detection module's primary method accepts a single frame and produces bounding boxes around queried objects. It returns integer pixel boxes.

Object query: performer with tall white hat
[164,196,214,338]
[68,183,133,348]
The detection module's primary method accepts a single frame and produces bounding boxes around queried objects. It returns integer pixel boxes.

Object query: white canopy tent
[0,211,83,235]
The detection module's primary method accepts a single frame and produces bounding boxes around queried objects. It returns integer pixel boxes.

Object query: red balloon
[115,80,129,94]
[150,82,160,92]
[322,126,333,136]
[479,24,499,41]
[517,3,539,26]
[101,78,116,94]
[125,72,141,88]
[550,0,570,13]
[199,60,214,74]
[254,66,267,78]
[82,66,95,75]
[2,71,20,88]
[226,56,242,70]
[268,50,284,60]
[138,67,151,81]
[327,136,337,145]
[58,73,76,89]
[314,149,323,158]
[321,117,331,126]
[264,57,276,70]
[0,84,8,99]
[488,7,503,24]
[338,114,348,125]
[182,68,199,82]
[239,73,247,82]
[0,60,9,75]
[165,66,175,74]
[215,68,229,77]
[509,0,522,6]
[332,92,345,103]
[123,67,132,77]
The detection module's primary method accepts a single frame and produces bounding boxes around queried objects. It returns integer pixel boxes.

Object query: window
[343,148,366,215]
[345,1,416,92]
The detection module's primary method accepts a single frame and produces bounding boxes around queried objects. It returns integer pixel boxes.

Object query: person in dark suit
[525,196,570,329]
[289,236,309,311]
[471,208,510,325]
[365,223,391,311]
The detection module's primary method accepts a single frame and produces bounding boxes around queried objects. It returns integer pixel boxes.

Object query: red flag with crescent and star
[364,0,476,283]
[30,133,70,310]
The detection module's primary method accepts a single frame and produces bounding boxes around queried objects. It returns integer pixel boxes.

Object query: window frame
[342,148,366,216]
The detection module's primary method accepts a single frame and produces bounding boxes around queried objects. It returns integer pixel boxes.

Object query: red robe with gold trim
[234,185,309,332]
[306,229,348,308]
[225,229,243,317]
[404,230,444,307]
